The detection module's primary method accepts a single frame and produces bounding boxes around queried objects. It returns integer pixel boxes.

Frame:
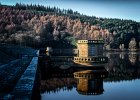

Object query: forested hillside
[0,3,140,49]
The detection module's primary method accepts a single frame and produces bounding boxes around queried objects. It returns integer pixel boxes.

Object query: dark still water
[41,52,140,100]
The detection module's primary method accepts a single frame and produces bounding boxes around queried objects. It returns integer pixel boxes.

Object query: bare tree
[129,38,136,50]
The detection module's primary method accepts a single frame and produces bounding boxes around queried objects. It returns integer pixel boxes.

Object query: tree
[129,38,136,50]
[119,44,124,50]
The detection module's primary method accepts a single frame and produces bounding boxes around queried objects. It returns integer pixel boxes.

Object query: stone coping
[74,69,108,79]
[8,51,39,99]
[74,56,108,63]
[77,90,103,95]
[77,40,104,44]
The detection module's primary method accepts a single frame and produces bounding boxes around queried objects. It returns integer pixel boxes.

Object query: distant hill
[0,3,139,49]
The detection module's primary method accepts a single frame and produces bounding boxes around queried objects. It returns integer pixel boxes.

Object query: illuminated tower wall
[77,40,104,57]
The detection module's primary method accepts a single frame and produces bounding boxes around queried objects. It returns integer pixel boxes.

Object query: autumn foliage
[0,3,139,49]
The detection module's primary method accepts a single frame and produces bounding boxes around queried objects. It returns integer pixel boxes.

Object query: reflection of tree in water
[129,53,137,65]
[119,52,125,59]
[40,53,140,94]
[104,53,140,82]
[105,53,122,72]
[40,64,80,94]
[40,65,108,95]
[41,78,77,94]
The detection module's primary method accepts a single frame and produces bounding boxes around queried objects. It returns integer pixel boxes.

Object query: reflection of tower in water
[74,68,108,95]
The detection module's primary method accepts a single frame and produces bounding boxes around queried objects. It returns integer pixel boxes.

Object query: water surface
[41,52,140,100]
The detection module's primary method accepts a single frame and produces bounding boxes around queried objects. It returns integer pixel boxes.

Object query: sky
[1,0,140,22]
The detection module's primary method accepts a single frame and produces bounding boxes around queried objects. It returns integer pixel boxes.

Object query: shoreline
[104,49,140,52]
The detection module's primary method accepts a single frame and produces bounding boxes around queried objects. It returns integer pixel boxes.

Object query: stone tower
[74,40,108,66]
[77,40,104,57]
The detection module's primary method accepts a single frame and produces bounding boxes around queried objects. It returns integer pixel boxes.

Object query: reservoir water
[41,52,140,100]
